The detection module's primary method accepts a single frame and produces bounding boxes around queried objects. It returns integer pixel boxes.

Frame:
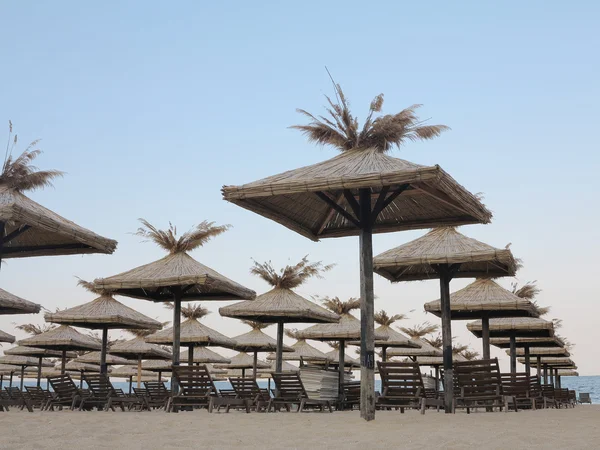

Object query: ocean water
[6,376,599,404]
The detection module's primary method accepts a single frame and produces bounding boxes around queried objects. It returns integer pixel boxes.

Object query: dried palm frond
[250,256,334,289]
[128,322,169,338]
[135,219,230,254]
[532,301,551,316]
[0,124,63,191]
[374,310,408,327]
[87,331,121,347]
[452,342,469,355]
[552,318,563,330]
[424,334,443,349]
[77,278,108,295]
[291,83,449,153]
[511,281,540,300]
[462,349,480,360]
[284,328,301,340]
[321,297,360,315]
[326,341,345,350]
[556,335,574,351]
[399,322,439,339]
[15,323,56,336]
[240,320,270,330]
[164,302,209,320]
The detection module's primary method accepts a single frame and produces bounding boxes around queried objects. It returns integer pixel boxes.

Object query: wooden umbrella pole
[137,356,142,389]
[338,340,345,403]
[381,346,387,362]
[157,370,162,381]
[481,316,490,360]
[188,345,194,367]
[253,351,258,380]
[358,188,375,421]
[0,374,3,390]
[435,366,440,394]
[80,372,84,389]
[171,290,182,394]
[100,327,109,375]
[524,345,531,376]
[37,356,42,387]
[19,366,25,390]
[61,350,66,374]
[537,356,542,381]
[242,368,246,378]
[128,376,132,394]
[509,333,517,373]
[275,321,284,373]
[543,364,548,384]
[439,267,454,414]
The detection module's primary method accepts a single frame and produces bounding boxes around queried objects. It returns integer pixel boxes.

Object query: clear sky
[1,1,598,375]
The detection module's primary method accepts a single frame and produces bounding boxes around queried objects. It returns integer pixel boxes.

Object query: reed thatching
[373,227,517,282]
[64,361,103,372]
[347,310,418,348]
[109,366,156,379]
[4,345,76,358]
[0,364,20,375]
[386,337,443,358]
[517,356,576,369]
[0,355,53,367]
[266,331,330,362]
[424,278,539,319]
[74,351,135,366]
[108,337,172,360]
[467,317,554,338]
[556,369,578,377]
[18,325,102,351]
[213,352,271,370]
[490,336,565,349]
[510,347,570,357]
[0,288,40,315]
[93,220,255,301]
[178,347,231,364]
[316,348,360,367]
[145,318,237,349]
[141,360,171,372]
[222,88,491,241]
[233,321,294,352]
[0,329,15,343]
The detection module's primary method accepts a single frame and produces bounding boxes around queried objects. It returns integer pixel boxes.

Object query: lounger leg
[328,401,333,413]
[420,399,426,415]
[299,399,305,413]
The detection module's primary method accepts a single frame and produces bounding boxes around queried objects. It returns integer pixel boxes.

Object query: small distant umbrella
[510,347,570,357]
[266,329,330,364]
[17,325,101,374]
[74,351,135,366]
[0,328,15,343]
[5,345,76,386]
[214,352,270,378]
[0,289,40,315]
[0,364,20,389]
[63,361,107,388]
[0,354,53,390]
[178,347,231,365]
[232,321,293,379]
[556,369,578,377]
[387,337,443,359]
[94,219,255,394]
[45,280,162,375]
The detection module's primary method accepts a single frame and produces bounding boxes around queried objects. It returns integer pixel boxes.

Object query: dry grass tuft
[164,302,209,320]
[399,322,439,339]
[250,256,333,289]
[321,296,360,315]
[374,310,408,327]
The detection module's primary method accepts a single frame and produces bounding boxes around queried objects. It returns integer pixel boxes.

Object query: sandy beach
[1,406,599,450]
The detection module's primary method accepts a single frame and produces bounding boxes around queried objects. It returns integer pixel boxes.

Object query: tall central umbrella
[17,325,101,373]
[373,227,517,412]
[94,220,255,394]
[146,303,238,370]
[222,86,491,421]
[45,280,162,374]
[231,321,293,379]
[220,258,340,373]
[0,354,53,390]
[4,345,76,386]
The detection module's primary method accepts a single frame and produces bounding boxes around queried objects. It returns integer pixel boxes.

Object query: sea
[5,375,600,403]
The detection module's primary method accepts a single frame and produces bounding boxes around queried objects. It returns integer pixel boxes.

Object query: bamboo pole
[0,221,4,272]
[481,316,490,360]
[19,366,25,390]
[275,322,284,372]
[171,291,182,395]
[100,327,108,375]
[439,268,454,414]
[358,188,375,421]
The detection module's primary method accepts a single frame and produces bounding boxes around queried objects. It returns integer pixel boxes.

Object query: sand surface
[1,406,599,449]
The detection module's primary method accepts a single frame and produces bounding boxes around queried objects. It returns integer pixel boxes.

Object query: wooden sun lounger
[501,373,537,410]
[579,392,592,404]
[4,387,34,412]
[24,386,55,409]
[46,375,86,411]
[339,381,361,411]
[81,374,148,411]
[268,372,333,413]
[555,388,573,408]
[142,381,170,409]
[228,377,271,412]
[453,358,514,413]
[377,361,443,414]
[167,365,217,412]
[540,384,558,408]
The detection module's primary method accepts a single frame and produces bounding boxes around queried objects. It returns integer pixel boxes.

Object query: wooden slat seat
[578,392,592,404]
[501,373,536,410]
[46,375,86,411]
[540,384,558,408]
[4,387,34,412]
[268,372,332,413]
[229,377,270,412]
[82,374,148,411]
[167,365,217,412]
[340,381,361,410]
[453,358,513,413]
[24,386,53,409]
[142,381,170,409]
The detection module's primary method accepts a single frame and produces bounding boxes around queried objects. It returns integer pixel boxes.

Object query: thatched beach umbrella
[4,345,76,386]
[347,310,419,361]
[0,289,40,315]
[108,332,172,389]
[231,321,293,379]
[387,337,442,359]
[63,361,107,388]
[17,324,101,373]
[220,258,339,374]
[214,352,270,378]
[296,297,386,396]
[74,351,134,366]
[266,329,330,364]
[94,219,255,393]
[146,303,237,370]
[0,139,116,265]
[468,317,554,373]
[518,356,577,388]
[0,329,15,343]
[373,228,517,412]
[45,280,162,375]
[320,343,360,368]
[556,369,578,377]
[222,86,491,421]
[0,363,20,389]
[0,354,53,390]
[511,347,570,357]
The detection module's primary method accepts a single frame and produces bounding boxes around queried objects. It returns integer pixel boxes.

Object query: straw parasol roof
[424,278,539,319]
[0,288,40,315]
[109,366,156,379]
[296,312,387,341]
[387,337,442,358]
[142,359,171,372]
[108,337,172,360]
[347,311,419,349]
[0,363,20,375]
[316,348,360,368]
[45,293,163,330]
[467,317,554,338]
[518,357,576,369]
[146,317,236,349]
[178,347,231,364]
[18,325,102,351]
[213,352,270,370]
[490,336,566,349]
[232,322,294,353]
[64,361,104,372]
[557,369,578,377]
[373,227,516,282]
[266,332,330,362]
[0,355,53,367]
[74,351,135,366]
[0,329,15,343]
[510,347,570,357]
[4,345,76,358]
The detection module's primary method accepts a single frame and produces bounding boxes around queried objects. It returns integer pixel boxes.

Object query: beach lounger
[228,377,270,412]
[339,381,361,410]
[568,390,577,406]
[579,392,592,404]
[142,381,170,409]
[501,373,536,410]
[81,374,147,411]
[540,384,558,408]
[453,358,514,413]
[46,375,86,411]
[4,387,34,412]
[555,388,572,408]
[167,365,217,412]
[24,386,54,409]
[377,361,443,414]
[268,372,332,413]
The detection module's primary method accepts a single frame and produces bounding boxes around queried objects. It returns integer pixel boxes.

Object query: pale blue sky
[1,1,598,375]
